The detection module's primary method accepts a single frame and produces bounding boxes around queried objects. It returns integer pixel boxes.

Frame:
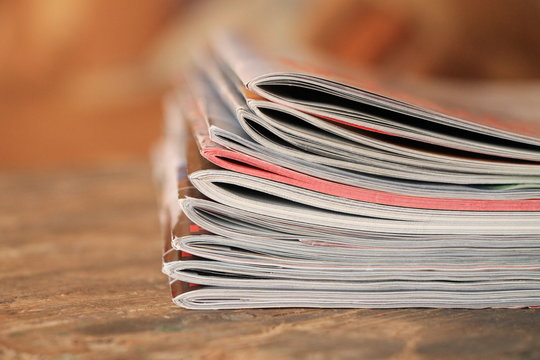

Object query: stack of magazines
[154,33,540,310]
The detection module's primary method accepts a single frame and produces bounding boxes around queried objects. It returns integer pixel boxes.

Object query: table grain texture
[1,163,539,360]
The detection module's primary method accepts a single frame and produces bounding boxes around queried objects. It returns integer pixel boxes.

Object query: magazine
[155,33,540,309]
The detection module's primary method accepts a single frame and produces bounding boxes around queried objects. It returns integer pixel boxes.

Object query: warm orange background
[0,0,184,169]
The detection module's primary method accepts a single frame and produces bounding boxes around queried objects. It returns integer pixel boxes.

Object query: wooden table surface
[1,163,539,360]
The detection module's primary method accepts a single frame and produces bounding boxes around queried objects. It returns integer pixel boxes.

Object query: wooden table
[1,163,539,360]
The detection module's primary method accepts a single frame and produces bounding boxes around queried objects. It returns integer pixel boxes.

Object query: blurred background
[1,0,539,170]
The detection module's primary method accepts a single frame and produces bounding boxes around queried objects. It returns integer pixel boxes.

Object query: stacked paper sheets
[154,34,540,309]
